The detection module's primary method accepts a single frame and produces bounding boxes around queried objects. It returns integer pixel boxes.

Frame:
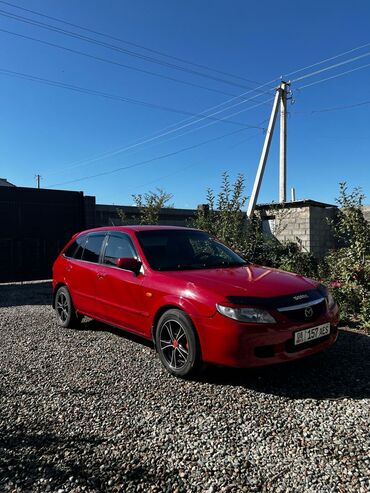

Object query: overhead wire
[286,41,370,78]
[4,3,369,185]
[43,95,273,176]
[48,46,370,173]
[311,99,370,113]
[41,44,370,177]
[296,61,370,90]
[0,27,247,98]
[132,130,263,191]
[291,51,370,83]
[0,7,272,96]
[0,0,264,87]
[46,97,272,185]
[0,67,264,128]
[47,126,256,187]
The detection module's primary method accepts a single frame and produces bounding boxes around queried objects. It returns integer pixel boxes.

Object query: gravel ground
[0,282,369,493]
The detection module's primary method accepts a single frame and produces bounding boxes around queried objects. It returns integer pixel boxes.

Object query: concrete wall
[259,201,338,258]
[363,205,370,223]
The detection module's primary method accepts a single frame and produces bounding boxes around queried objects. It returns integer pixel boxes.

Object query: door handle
[97,272,106,279]
[65,265,72,272]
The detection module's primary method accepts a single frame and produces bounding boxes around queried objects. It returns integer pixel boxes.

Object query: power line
[286,41,370,78]
[46,96,271,184]
[41,43,370,176]
[43,95,272,176]
[0,0,265,88]
[44,46,370,174]
[311,98,370,113]
[0,7,272,96]
[0,67,265,128]
[296,61,370,90]
[47,126,254,187]
[132,130,263,191]
[6,11,363,181]
[0,27,248,98]
[291,51,370,83]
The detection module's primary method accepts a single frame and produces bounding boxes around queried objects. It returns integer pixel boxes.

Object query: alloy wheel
[56,292,69,323]
[159,319,189,370]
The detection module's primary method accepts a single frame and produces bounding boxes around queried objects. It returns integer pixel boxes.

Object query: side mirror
[115,257,141,273]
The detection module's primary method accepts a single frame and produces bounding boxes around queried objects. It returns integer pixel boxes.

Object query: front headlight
[216,304,276,323]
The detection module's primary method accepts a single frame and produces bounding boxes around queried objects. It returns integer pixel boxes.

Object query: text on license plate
[294,323,331,346]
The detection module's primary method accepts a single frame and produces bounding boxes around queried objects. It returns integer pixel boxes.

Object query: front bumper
[194,305,340,368]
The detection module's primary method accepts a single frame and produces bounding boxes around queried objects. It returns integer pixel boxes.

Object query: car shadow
[78,318,154,349]
[0,281,52,307]
[78,321,370,401]
[194,330,370,400]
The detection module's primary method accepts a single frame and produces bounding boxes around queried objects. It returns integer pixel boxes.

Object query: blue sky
[1,0,369,207]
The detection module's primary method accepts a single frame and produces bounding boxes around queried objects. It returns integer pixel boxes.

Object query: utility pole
[35,174,41,189]
[279,81,289,203]
[246,86,281,218]
[247,81,290,218]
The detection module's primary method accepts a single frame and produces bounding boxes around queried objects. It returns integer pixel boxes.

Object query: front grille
[282,300,326,323]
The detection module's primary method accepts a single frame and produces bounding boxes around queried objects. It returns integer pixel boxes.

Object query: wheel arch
[151,304,180,344]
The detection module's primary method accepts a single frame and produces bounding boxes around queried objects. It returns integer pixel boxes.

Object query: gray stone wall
[261,206,311,252]
[259,202,338,258]
[362,205,370,223]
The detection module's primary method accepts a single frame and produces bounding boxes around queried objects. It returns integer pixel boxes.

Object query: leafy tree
[132,188,173,225]
[192,172,248,252]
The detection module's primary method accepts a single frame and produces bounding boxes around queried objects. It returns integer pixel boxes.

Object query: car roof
[76,225,199,236]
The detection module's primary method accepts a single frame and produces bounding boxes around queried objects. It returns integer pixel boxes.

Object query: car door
[96,232,147,334]
[65,233,106,318]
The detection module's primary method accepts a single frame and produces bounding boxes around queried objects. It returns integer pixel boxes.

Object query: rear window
[64,235,86,259]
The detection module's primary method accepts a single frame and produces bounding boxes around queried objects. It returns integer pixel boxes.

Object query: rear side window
[103,234,136,266]
[64,235,86,259]
[82,234,105,263]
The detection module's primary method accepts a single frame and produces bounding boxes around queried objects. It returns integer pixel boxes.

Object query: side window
[82,234,105,263]
[64,235,86,259]
[103,235,136,266]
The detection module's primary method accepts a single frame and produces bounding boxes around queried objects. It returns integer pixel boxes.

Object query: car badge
[304,307,314,318]
[293,294,309,301]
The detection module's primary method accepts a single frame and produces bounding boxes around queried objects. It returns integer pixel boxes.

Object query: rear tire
[55,286,81,328]
[155,309,200,378]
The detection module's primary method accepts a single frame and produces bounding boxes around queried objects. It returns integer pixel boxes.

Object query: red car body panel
[53,226,339,368]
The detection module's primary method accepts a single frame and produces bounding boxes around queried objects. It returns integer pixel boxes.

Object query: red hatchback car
[53,226,339,377]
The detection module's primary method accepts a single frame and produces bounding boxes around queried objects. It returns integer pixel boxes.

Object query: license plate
[294,323,331,346]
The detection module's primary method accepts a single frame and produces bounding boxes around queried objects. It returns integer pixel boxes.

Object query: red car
[52,226,339,377]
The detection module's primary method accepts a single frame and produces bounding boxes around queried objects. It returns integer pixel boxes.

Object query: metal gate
[0,187,86,282]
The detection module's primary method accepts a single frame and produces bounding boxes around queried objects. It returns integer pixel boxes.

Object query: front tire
[155,309,200,377]
[55,286,81,328]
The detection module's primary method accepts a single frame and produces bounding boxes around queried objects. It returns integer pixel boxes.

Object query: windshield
[136,230,247,271]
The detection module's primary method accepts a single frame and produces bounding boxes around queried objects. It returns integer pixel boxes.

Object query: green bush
[319,183,370,329]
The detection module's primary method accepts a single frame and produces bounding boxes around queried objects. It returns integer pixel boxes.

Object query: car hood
[164,264,318,301]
